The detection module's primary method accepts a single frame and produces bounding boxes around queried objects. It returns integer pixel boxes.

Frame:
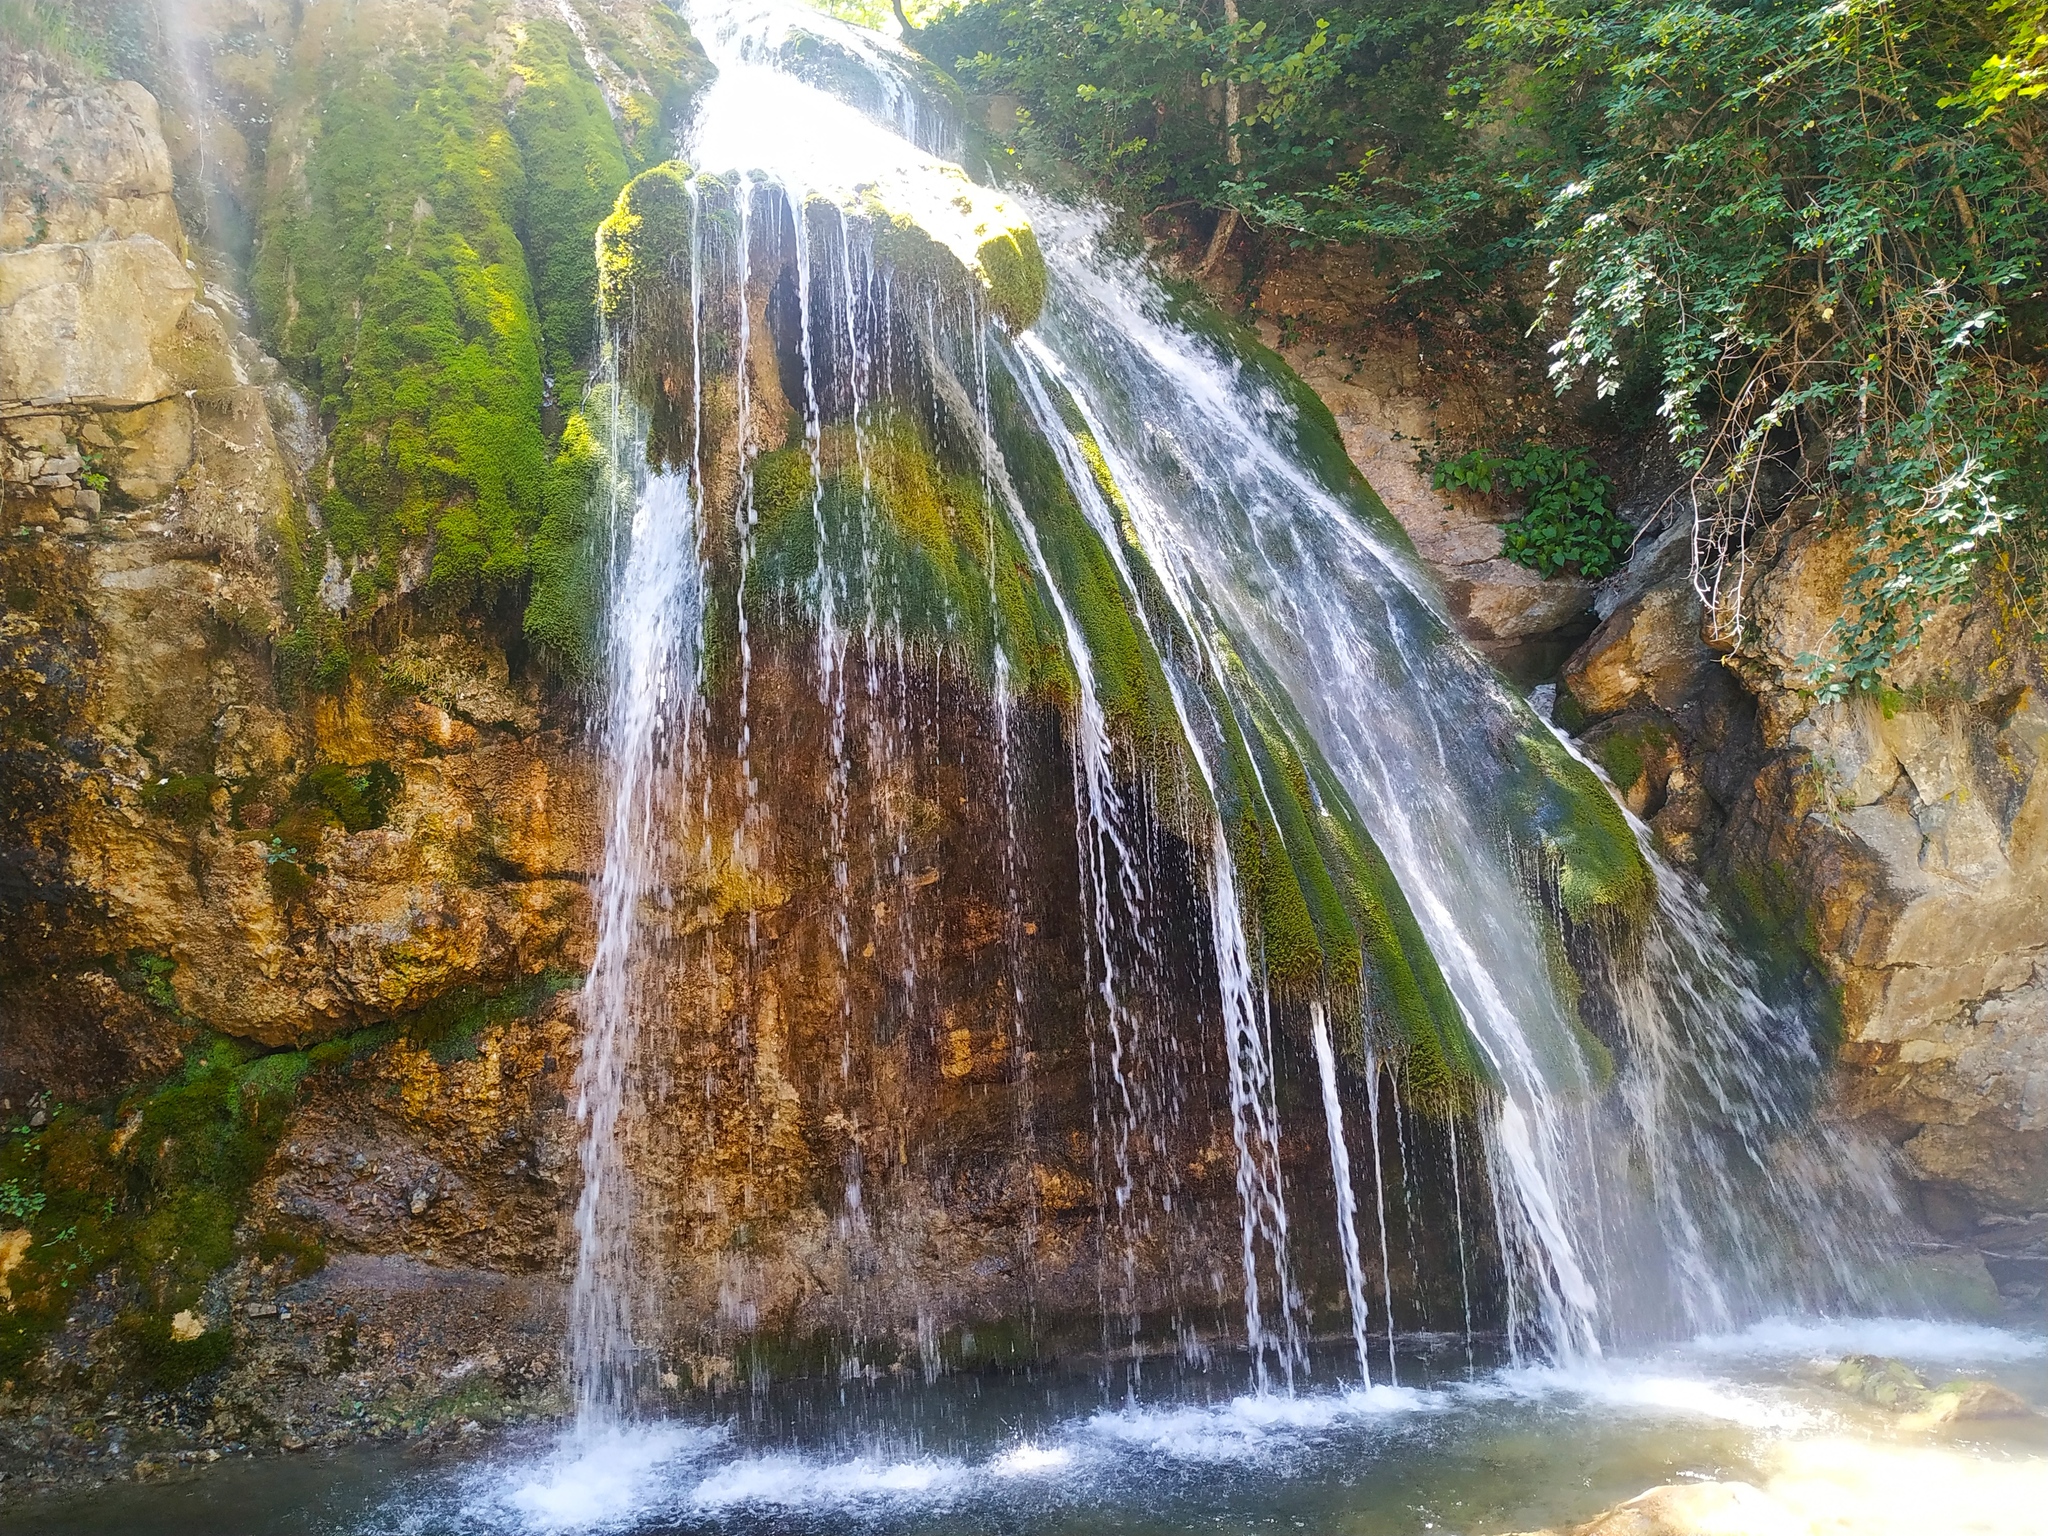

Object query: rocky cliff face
[1226,240,2043,1309]
[0,36,610,1471]
[1583,518,2046,1291]
[0,25,1477,1483]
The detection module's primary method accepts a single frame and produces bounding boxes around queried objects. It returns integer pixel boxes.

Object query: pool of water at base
[16,1317,2047,1536]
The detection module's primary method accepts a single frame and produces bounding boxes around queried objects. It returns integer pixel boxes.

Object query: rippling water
[22,1317,2045,1535]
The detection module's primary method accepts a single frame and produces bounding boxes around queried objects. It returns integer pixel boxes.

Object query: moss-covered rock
[745,413,1074,700]
[1509,728,1656,924]
[251,0,707,681]
[509,16,634,390]
[864,181,1046,332]
[523,404,610,677]
[0,971,575,1384]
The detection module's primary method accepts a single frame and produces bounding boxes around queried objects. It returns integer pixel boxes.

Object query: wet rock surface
[1231,233,2044,1305]
[1553,508,2048,1285]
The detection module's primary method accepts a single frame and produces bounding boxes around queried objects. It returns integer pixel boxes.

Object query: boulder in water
[1902,1379,2039,1427]
[1826,1353,2037,1423]
[1515,1480,1811,1536]
[1830,1352,1931,1407]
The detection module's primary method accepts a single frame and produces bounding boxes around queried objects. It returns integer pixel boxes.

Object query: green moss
[398,969,576,1065]
[296,760,401,834]
[254,12,548,598]
[597,163,745,469]
[117,1310,235,1390]
[0,968,577,1384]
[561,0,713,171]
[509,17,634,388]
[251,0,698,681]
[0,1036,299,1382]
[597,161,701,324]
[1591,719,1673,795]
[988,369,1181,754]
[139,773,223,829]
[746,414,1074,700]
[524,405,609,677]
[1203,645,1481,1107]
[862,184,1048,332]
[1510,729,1655,923]
[975,225,1048,332]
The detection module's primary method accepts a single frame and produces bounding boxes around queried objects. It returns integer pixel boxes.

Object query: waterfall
[1012,200,1901,1356]
[560,0,1911,1433]
[572,408,710,1419]
[1310,1006,1374,1383]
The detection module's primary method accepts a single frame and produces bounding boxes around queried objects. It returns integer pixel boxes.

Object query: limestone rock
[1264,336,1596,668]
[1568,506,2048,1232]
[0,235,196,406]
[1448,557,1600,645]
[0,69,182,251]
[1515,1481,1811,1536]
[1564,582,1717,722]
[0,970,195,1104]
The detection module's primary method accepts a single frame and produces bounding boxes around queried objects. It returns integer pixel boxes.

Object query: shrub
[1434,444,1628,579]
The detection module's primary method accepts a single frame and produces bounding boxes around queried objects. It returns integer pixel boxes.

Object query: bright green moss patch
[988,369,1182,755]
[1591,718,1674,797]
[1510,729,1655,923]
[974,225,1047,332]
[597,163,743,468]
[561,0,713,170]
[1203,644,1481,1108]
[524,405,610,678]
[746,414,1074,699]
[863,186,1047,332]
[255,16,547,600]
[509,17,634,391]
[252,0,702,683]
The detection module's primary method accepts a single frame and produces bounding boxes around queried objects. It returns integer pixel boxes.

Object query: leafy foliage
[1461,0,2047,689]
[1434,444,1627,578]
[922,0,2047,682]
[921,1,1464,222]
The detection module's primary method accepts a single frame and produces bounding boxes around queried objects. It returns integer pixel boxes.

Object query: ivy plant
[1434,444,1628,579]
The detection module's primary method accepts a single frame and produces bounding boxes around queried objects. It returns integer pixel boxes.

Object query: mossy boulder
[863,178,1046,332]
[1509,728,1655,924]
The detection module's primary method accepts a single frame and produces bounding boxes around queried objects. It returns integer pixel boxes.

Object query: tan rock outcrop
[1556,504,2048,1244]
[1514,1481,1812,1536]
[0,58,601,1077]
[0,68,182,251]
[0,235,197,407]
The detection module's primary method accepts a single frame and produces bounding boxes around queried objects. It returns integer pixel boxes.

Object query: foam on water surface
[1685,1315,2048,1363]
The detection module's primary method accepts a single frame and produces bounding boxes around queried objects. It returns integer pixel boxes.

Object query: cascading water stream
[1310,1005,1375,1383]
[1011,201,1904,1356]
[1008,305,1602,1361]
[562,0,1913,1446]
[571,422,709,1421]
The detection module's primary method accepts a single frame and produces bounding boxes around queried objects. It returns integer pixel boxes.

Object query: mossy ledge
[0,973,575,1386]
[1511,728,1656,925]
